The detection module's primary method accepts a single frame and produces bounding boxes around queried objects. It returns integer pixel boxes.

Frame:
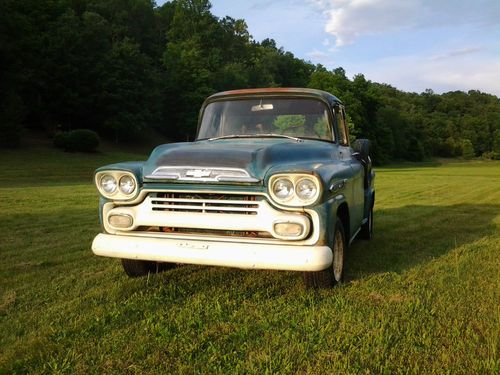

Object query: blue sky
[162,0,500,96]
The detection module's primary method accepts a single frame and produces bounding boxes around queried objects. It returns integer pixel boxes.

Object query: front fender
[95,161,145,230]
[307,193,348,248]
[95,161,145,182]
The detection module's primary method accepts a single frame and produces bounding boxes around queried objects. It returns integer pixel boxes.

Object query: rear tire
[303,219,347,289]
[121,259,175,278]
[360,206,373,240]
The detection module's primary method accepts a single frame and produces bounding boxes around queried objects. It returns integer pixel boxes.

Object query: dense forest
[1,0,499,162]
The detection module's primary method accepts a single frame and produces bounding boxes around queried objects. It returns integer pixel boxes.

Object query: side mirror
[352,139,372,189]
[352,139,371,160]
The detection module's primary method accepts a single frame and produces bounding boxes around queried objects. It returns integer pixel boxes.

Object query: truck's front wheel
[121,259,175,277]
[303,219,346,288]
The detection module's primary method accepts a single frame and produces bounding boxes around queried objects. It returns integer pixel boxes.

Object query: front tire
[303,219,347,289]
[121,259,175,278]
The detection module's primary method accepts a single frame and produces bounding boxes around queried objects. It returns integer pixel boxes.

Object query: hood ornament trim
[145,166,259,183]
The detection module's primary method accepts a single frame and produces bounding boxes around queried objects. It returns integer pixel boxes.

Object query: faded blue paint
[94,88,375,248]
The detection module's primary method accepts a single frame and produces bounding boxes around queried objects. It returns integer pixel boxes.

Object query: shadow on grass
[376,160,443,169]
[109,203,499,294]
[346,203,499,279]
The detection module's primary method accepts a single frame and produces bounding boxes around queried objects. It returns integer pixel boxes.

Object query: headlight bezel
[272,177,295,201]
[119,175,136,195]
[100,174,118,194]
[95,171,138,200]
[268,173,322,207]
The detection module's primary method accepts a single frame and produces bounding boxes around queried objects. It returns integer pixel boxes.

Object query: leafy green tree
[460,139,475,159]
[101,38,161,141]
[1,0,499,160]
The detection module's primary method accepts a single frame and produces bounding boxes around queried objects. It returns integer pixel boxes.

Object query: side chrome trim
[329,178,347,193]
[349,227,361,245]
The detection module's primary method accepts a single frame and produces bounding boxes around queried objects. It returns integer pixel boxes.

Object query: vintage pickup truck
[92,88,375,288]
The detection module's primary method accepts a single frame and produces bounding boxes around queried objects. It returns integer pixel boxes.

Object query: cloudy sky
[170,0,500,95]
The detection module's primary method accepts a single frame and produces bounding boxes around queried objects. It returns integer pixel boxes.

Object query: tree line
[1,0,499,162]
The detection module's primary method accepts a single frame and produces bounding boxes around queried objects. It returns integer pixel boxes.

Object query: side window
[336,107,349,146]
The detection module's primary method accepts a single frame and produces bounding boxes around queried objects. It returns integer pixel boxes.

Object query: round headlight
[273,178,294,200]
[296,178,318,201]
[100,175,117,194]
[119,175,136,195]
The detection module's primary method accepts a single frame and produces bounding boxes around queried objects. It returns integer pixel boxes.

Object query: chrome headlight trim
[95,171,138,200]
[268,173,321,207]
[100,174,117,195]
[272,177,294,202]
[119,175,136,195]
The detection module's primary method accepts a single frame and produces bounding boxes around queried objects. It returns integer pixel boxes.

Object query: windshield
[197,98,334,141]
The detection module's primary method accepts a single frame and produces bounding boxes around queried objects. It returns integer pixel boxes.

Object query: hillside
[1,0,499,163]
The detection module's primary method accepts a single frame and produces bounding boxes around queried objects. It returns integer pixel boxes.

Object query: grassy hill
[0,145,498,373]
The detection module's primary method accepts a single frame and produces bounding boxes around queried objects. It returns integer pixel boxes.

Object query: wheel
[121,259,175,277]
[303,219,347,289]
[360,206,373,240]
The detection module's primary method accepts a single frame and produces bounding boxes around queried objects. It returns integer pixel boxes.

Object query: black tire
[303,219,347,289]
[360,205,373,240]
[121,259,175,278]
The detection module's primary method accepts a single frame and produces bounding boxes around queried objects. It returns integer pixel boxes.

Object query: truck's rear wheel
[303,219,346,289]
[121,259,175,277]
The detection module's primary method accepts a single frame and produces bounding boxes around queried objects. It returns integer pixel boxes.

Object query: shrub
[481,151,495,160]
[53,129,100,152]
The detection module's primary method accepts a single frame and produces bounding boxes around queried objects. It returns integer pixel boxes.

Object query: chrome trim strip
[145,166,259,183]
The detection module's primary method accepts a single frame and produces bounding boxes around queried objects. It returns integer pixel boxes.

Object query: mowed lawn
[0,146,499,374]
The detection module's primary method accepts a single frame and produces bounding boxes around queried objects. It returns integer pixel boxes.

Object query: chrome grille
[149,192,260,215]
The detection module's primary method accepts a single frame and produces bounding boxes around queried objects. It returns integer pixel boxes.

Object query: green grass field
[1,145,499,374]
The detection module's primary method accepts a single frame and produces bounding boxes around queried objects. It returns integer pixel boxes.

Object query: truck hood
[143,139,338,183]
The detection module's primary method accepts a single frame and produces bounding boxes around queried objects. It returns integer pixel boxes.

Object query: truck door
[336,107,364,238]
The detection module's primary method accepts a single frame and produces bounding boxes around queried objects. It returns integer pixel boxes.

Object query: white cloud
[429,47,483,61]
[355,51,500,95]
[312,0,500,47]
[325,0,420,46]
[307,49,337,65]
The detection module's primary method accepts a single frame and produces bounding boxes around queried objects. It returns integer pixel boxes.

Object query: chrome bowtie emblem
[185,169,212,178]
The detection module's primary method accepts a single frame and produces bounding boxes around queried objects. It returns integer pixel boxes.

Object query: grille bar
[106,191,313,241]
[148,192,261,215]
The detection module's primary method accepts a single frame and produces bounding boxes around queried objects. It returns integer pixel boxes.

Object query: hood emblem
[146,166,259,183]
[186,169,212,178]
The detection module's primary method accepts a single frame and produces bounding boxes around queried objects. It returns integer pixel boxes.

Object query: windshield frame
[196,95,336,143]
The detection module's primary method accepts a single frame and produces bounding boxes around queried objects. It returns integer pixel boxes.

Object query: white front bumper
[92,233,332,271]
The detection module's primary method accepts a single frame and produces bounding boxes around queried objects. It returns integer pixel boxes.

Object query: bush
[481,151,495,160]
[53,129,100,152]
[460,139,475,159]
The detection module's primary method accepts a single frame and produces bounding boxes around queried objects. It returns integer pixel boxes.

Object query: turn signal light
[273,222,304,238]
[108,214,133,229]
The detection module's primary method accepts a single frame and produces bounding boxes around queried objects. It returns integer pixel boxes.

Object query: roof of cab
[205,87,342,107]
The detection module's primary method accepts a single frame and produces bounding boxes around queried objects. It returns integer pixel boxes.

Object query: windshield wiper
[208,133,302,142]
[207,134,253,141]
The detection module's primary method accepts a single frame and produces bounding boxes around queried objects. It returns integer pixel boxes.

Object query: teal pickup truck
[92,88,375,288]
